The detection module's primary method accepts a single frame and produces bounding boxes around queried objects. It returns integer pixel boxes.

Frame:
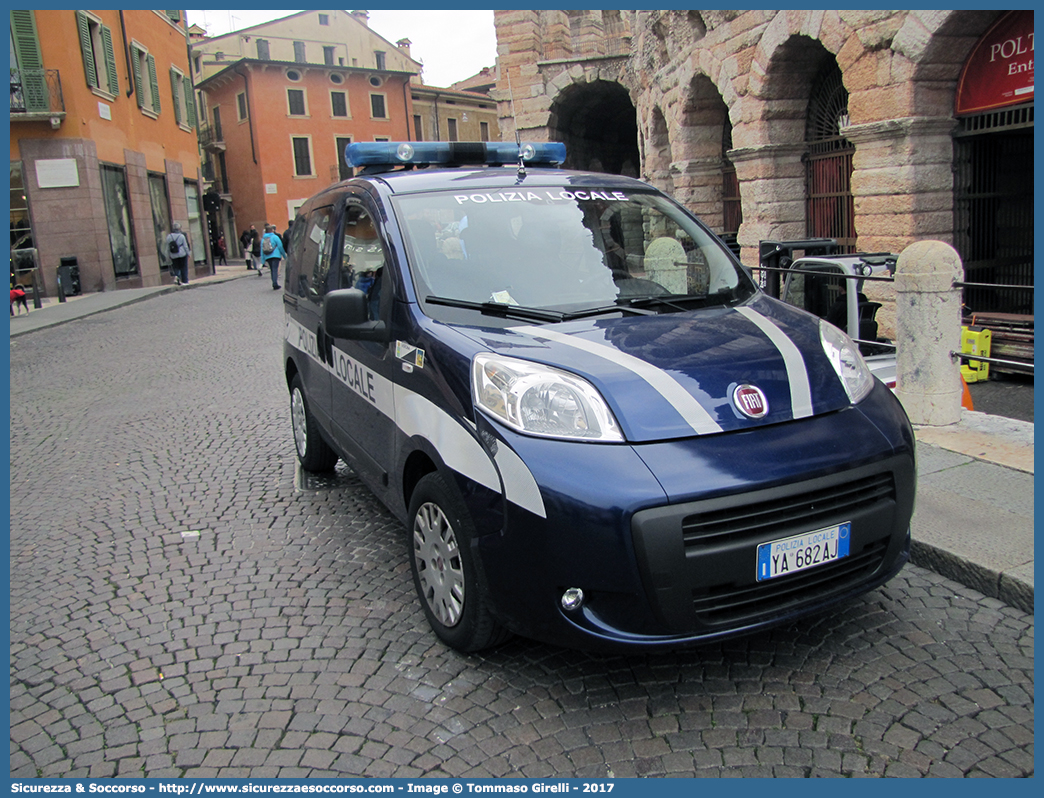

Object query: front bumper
[471,385,916,651]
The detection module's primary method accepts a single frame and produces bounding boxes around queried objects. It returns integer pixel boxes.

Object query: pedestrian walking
[240,226,258,270]
[250,225,263,273]
[165,222,191,285]
[261,223,285,290]
[215,233,228,265]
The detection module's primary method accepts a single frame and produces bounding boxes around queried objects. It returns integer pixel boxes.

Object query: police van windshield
[393,187,756,320]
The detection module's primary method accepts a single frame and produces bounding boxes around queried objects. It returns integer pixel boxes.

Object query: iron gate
[954,104,1034,315]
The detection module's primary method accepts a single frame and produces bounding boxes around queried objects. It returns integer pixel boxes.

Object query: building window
[293,41,306,63]
[212,106,223,140]
[336,136,353,180]
[447,118,458,142]
[237,92,247,121]
[292,137,314,176]
[323,46,335,66]
[193,54,201,74]
[287,88,306,116]
[369,76,383,87]
[76,11,119,96]
[331,91,348,118]
[100,164,138,277]
[374,50,386,70]
[130,42,160,115]
[370,93,386,119]
[169,67,196,128]
[256,39,270,60]
[286,69,301,82]
[413,114,423,139]
[329,73,343,84]
[318,13,329,25]
[374,136,389,143]
[480,121,489,142]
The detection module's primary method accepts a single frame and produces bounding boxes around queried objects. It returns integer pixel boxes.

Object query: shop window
[100,164,138,277]
[10,161,34,253]
[148,173,171,268]
[184,182,205,263]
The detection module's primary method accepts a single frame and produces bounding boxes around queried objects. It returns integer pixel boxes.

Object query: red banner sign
[955,10,1034,116]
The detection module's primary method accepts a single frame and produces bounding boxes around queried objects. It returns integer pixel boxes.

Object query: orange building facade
[197,60,414,238]
[10,9,206,296]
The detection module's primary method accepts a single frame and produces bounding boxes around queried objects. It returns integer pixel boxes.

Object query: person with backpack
[261,224,286,290]
[165,222,191,285]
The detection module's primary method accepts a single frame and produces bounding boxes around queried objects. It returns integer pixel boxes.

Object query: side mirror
[322,288,389,342]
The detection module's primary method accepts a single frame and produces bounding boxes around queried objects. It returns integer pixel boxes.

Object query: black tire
[289,373,338,472]
[407,472,510,652]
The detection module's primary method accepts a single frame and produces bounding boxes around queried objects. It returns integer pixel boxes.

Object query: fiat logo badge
[733,384,769,419]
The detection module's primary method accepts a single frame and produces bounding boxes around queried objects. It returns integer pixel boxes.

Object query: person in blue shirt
[261,224,286,290]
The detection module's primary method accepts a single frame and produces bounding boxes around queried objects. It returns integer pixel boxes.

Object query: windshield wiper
[425,296,566,323]
[559,304,655,321]
[625,290,737,312]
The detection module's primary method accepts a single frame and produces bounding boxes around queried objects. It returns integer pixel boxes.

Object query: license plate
[756,522,851,581]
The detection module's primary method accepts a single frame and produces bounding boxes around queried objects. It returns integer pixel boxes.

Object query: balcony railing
[10,69,65,120]
[197,122,225,151]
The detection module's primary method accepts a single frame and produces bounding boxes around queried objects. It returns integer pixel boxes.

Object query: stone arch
[670,73,736,236]
[644,105,672,192]
[547,79,640,175]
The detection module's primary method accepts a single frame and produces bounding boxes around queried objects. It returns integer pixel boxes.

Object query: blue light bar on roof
[344,141,567,169]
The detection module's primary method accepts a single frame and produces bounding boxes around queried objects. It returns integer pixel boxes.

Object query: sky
[185,9,498,88]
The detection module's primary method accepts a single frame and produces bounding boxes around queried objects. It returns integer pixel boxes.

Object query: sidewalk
[9,262,252,338]
[8,275,1035,614]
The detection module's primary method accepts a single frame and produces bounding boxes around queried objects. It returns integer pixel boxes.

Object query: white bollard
[894,240,964,426]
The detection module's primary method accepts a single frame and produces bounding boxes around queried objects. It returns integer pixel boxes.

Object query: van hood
[457,295,855,443]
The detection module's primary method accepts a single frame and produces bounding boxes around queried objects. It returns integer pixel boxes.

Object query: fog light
[560,588,584,611]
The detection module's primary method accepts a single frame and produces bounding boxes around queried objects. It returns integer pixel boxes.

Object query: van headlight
[820,320,874,404]
[472,354,623,441]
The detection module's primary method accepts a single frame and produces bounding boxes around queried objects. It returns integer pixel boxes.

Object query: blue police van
[282,141,916,652]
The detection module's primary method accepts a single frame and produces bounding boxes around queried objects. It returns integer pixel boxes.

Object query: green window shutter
[183,76,197,128]
[131,45,144,108]
[10,10,48,112]
[75,11,98,89]
[148,54,160,114]
[101,25,119,95]
[170,68,182,124]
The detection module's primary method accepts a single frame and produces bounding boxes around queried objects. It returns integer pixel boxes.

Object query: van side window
[295,206,333,303]
[341,205,387,321]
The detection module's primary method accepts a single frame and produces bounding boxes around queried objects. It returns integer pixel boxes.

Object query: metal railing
[752,263,1033,373]
[197,122,224,150]
[10,68,64,116]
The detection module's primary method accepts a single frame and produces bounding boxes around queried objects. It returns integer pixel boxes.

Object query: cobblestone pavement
[9,279,1034,779]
